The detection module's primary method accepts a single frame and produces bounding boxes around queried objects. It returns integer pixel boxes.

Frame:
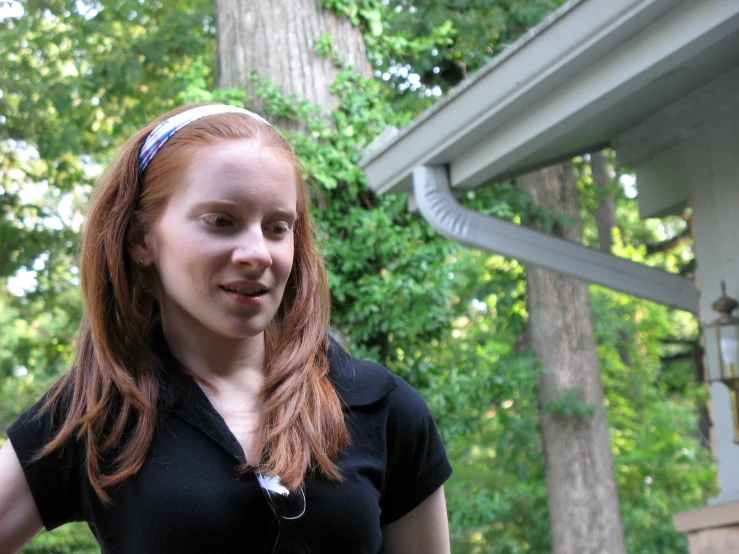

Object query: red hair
[36,104,348,501]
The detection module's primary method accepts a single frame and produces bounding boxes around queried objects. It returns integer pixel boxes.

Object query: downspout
[411,165,699,314]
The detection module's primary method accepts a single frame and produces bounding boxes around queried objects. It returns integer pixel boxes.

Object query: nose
[231,228,272,269]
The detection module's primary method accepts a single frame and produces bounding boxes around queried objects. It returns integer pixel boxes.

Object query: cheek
[282,240,296,278]
[268,243,294,294]
[152,228,212,289]
[193,279,209,298]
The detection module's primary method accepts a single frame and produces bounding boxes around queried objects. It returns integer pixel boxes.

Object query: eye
[266,222,290,235]
[203,214,235,228]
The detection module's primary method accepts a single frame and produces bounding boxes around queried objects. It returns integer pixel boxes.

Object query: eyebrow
[189,200,297,219]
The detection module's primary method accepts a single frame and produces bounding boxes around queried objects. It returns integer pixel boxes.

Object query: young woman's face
[144,139,298,342]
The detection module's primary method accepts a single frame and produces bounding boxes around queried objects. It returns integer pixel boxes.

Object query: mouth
[220,285,268,297]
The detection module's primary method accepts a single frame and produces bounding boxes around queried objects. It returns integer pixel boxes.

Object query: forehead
[175,139,299,204]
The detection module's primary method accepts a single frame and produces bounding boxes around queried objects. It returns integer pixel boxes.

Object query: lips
[219,280,270,299]
[219,284,269,308]
[220,285,267,297]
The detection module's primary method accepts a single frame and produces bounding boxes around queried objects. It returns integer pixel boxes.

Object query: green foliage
[328,0,568,112]
[17,524,99,554]
[591,287,716,553]
[320,0,384,36]
[460,180,579,237]
[543,388,597,419]
[0,1,716,553]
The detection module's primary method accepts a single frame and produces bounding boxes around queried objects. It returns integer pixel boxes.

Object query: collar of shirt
[153,334,398,464]
[156,335,397,409]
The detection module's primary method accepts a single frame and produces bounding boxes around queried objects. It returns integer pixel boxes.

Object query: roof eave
[360,0,736,195]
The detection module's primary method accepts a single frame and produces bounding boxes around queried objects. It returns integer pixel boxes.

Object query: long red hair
[36,104,348,501]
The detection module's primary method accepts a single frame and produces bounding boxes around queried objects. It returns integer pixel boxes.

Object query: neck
[160,317,267,388]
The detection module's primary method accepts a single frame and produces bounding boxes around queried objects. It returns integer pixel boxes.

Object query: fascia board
[360,0,684,195]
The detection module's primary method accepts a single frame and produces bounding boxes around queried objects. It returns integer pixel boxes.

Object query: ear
[127,232,155,268]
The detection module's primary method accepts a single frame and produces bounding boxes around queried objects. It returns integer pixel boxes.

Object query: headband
[138,104,271,173]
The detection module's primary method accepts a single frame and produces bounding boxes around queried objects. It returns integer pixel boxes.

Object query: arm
[380,486,450,554]
[0,441,43,554]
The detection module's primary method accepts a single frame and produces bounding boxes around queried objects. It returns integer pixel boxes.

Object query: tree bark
[517,163,626,554]
[590,151,617,254]
[590,151,634,369]
[215,0,372,130]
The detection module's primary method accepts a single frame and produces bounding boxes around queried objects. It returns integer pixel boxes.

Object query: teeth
[223,286,264,296]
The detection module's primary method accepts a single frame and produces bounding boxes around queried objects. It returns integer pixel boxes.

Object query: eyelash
[202,215,290,235]
[268,224,289,235]
[203,215,234,228]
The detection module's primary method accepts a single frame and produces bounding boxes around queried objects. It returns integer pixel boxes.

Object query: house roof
[359,0,739,196]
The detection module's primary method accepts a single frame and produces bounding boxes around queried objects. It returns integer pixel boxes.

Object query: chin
[215,319,273,340]
[215,327,266,340]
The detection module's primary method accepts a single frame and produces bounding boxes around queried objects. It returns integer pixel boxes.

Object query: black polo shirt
[7,341,452,553]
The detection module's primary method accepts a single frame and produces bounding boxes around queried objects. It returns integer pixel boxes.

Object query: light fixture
[705,282,739,443]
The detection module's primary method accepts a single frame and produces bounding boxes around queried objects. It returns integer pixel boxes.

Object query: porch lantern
[705,282,739,443]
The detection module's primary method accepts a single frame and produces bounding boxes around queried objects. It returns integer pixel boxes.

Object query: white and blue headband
[138,104,271,173]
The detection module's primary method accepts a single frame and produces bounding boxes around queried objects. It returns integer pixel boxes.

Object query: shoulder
[5,375,85,529]
[326,339,452,525]
[7,375,75,446]
[328,339,394,407]
[327,339,429,419]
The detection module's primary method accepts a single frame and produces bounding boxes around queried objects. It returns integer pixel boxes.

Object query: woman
[0,104,452,553]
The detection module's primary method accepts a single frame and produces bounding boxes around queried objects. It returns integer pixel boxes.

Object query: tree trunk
[215,0,372,130]
[517,163,626,554]
[590,151,634,369]
[590,150,617,254]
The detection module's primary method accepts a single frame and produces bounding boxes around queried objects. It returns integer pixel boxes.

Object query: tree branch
[661,338,699,346]
[660,351,696,363]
